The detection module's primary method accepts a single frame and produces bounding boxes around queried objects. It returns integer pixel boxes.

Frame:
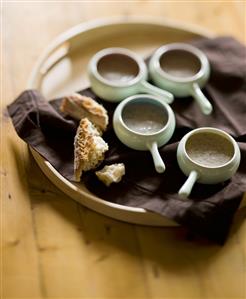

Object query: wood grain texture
[1,1,246,299]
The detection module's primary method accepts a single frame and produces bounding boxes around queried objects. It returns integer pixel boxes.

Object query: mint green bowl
[149,43,212,115]
[177,127,241,199]
[113,94,176,173]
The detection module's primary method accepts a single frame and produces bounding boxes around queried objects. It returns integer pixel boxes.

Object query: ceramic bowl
[177,127,241,198]
[88,47,174,103]
[149,43,213,115]
[113,94,176,173]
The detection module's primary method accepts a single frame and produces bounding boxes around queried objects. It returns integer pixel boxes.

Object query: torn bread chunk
[74,118,109,182]
[96,163,125,187]
[60,93,109,133]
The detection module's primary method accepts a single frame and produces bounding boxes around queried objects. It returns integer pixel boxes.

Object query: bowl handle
[178,170,198,199]
[190,83,213,115]
[147,142,165,173]
[138,80,174,104]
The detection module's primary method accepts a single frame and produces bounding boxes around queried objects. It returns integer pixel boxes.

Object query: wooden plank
[136,225,246,298]
[29,191,148,297]
[1,115,42,297]
[1,5,42,296]
[23,156,148,298]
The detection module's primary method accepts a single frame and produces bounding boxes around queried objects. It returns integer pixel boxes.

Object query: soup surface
[122,102,167,134]
[97,53,139,83]
[160,49,201,78]
[186,132,234,167]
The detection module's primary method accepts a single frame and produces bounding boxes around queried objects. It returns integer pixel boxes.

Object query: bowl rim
[118,94,173,137]
[182,127,238,170]
[89,47,146,88]
[151,43,209,83]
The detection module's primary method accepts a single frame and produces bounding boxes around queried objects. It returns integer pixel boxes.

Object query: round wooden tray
[28,17,214,226]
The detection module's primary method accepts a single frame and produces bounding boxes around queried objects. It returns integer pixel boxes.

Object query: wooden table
[2,1,246,298]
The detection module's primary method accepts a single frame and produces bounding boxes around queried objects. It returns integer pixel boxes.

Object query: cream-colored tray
[28,17,214,226]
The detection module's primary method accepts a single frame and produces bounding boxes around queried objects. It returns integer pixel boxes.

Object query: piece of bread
[74,118,109,182]
[60,93,108,133]
[95,163,125,187]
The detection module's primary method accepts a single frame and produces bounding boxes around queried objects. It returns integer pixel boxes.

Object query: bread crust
[74,118,108,181]
[60,93,108,132]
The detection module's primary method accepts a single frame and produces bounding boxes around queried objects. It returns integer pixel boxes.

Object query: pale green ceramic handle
[178,170,198,199]
[147,142,165,173]
[191,83,213,115]
[138,80,174,104]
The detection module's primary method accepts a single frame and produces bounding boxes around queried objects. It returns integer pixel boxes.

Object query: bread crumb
[96,163,125,186]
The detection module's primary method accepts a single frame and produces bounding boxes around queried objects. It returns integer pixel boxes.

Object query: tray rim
[27,16,215,226]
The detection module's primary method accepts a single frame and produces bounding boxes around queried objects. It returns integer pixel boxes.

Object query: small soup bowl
[149,43,213,115]
[113,94,176,173]
[177,127,241,199]
[88,47,174,103]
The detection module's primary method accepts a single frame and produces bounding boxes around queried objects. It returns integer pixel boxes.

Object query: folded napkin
[7,37,246,243]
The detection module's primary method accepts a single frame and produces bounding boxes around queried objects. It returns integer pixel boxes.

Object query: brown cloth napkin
[7,37,246,243]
